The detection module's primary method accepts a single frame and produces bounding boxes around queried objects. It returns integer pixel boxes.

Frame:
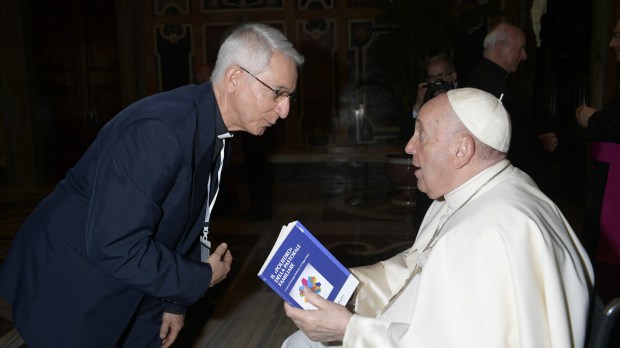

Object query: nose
[521,49,527,61]
[275,97,291,119]
[405,133,420,167]
[405,134,418,160]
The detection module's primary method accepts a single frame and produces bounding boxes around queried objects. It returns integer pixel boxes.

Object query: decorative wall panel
[145,2,386,154]
[297,19,337,146]
[203,0,284,10]
[154,0,190,15]
[348,20,401,146]
[297,0,334,10]
[155,24,193,91]
[346,0,374,8]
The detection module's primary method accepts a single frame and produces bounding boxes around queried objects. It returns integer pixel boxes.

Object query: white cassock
[283,160,593,348]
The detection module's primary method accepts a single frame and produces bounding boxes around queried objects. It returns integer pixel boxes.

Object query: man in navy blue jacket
[0,23,304,347]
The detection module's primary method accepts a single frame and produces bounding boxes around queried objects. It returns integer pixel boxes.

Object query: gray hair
[482,23,513,53]
[426,54,455,73]
[426,53,455,71]
[211,23,304,82]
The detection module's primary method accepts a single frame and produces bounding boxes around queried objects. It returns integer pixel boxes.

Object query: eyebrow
[274,80,295,93]
[277,85,295,93]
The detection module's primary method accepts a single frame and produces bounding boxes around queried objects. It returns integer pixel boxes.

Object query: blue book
[257,220,359,310]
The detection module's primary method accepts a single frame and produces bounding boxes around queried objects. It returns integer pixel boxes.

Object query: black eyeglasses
[239,67,297,103]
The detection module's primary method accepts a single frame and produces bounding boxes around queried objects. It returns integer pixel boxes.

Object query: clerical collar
[443,159,512,213]
[482,58,510,79]
[380,159,511,315]
[215,106,233,139]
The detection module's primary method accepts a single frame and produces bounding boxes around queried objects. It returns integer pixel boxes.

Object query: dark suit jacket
[0,83,222,346]
[465,59,548,187]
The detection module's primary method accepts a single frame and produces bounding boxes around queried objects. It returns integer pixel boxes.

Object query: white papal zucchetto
[447,87,512,153]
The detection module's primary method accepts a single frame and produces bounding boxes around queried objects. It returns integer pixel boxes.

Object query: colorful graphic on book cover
[289,263,334,310]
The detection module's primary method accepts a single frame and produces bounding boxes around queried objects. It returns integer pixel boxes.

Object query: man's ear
[225,66,243,92]
[495,40,505,54]
[453,134,475,169]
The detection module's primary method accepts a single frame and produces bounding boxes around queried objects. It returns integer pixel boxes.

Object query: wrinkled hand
[283,287,353,342]
[160,312,184,348]
[538,132,558,152]
[207,243,233,287]
[576,105,597,128]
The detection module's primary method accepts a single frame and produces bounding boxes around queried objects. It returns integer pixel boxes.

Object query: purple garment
[592,141,620,265]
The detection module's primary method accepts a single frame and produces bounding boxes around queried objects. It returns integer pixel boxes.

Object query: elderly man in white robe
[283,88,593,347]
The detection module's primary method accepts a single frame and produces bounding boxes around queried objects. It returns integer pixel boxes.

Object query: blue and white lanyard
[200,139,226,261]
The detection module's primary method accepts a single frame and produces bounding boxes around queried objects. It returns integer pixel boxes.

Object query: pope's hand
[283,287,353,342]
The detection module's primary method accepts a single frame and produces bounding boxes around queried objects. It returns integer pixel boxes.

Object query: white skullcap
[446,88,511,152]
